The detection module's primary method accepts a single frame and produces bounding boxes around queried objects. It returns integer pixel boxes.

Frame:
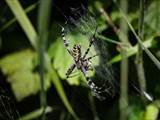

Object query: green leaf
[49,32,99,85]
[109,37,154,64]
[0,50,35,75]
[9,70,40,101]
[0,50,51,101]
[128,105,144,120]
[143,104,159,120]
[51,37,81,85]
[116,4,160,70]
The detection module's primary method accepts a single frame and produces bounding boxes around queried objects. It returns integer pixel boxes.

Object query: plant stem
[0,2,38,33]
[98,7,118,33]
[5,0,38,49]
[136,0,146,97]
[37,0,52,120]
[96,1,129,119]
[94,1,131,50]
[156,0,160,33]
[116,2,160,70]
[88,93,99,120]
[119,0,129,120]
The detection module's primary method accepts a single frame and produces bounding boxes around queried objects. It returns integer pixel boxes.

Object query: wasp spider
[61,26,111,100]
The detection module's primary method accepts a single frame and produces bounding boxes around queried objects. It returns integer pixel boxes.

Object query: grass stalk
[0,2,38,33]
[95,1,129,119]
[5,0,38,49]
[116,3,160,70]
[37,0,52,119]
[119,0,129,120]
[136,0,146,97]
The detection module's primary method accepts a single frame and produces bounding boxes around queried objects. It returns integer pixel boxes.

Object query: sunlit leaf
[116,3,160,70]
[109,37,154,64]
[0,50,35,75]
[0,50,51,101]
[143,104,159,120]
[49,32,99,85]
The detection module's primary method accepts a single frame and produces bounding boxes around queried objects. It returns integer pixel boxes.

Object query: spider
[61,26,111,100]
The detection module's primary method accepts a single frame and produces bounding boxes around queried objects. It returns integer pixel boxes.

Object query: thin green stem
[96,34,122,45]
[37,0,52,120]
[88,93,100,120]
[119,0,129,120]
[136,0,146,97]
[5,0,38,49]
[116,2,160,70]
[156,0,160,32]
[99,8,118,33]
[0,2,38,33]
[96,1,129,119]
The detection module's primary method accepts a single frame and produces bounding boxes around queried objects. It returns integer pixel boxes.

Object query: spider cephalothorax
[61,26,110,100]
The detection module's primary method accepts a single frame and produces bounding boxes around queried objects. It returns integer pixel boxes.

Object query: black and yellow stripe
[82,37,95,59]
[72,44,81,61]
[61,27,69,47]
[66,64,76,78]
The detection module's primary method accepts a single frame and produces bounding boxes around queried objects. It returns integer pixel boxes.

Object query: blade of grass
[0,2,38,33]
[5,0,37,49]
[49,68,79,120]
[18,106,53,120]
[5,0,78,119]
[136,0,146,97]
[37,0,52,119]
[113,0,160,70]
[88,92,100,120]
[60,111,66,120]
[97,34,122,45]
[119,0,129,120]
[109,37,154,64]
[38,1,78,119]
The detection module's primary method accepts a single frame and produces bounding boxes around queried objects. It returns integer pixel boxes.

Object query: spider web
[0,87,21,120]
[61,7,117,100]
[60,5,153,102]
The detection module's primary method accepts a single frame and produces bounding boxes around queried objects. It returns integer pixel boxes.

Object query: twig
[99,8,118,33]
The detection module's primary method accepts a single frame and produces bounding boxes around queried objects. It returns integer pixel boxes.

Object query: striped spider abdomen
[71,44,81,62]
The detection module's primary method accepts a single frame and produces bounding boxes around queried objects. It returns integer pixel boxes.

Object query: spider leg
[82,54,99,71]
[67,72,79,78]
[82,26,98,59]
[82,37,95,59]
[85,54,99,61]
[81,66,110,100]
[66,67,79,78]
[61,27,72,55]
[81,66,106,99]
[80,66,96,90]
[66,64,76,78]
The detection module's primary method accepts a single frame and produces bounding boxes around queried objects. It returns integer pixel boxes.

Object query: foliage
[0,0,159,120]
